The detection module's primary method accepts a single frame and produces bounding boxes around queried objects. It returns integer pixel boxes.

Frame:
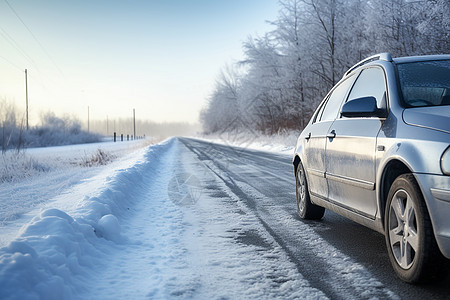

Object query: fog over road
[179,137,450,299]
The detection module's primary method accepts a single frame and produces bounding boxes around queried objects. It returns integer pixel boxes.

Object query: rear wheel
[385,174,448,283]
[295,161,325,220]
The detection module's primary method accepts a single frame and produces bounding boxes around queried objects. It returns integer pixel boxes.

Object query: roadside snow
[0,139,166,299]
[197,131,299,155]
[0,139,152,246]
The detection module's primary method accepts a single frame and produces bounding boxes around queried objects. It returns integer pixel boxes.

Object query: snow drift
[0,139,173,299]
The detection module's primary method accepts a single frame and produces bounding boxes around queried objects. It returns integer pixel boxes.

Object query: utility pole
[88,106,90,133]
[25,69,29,130]
[106,115,109,136]
[133,108,136,139]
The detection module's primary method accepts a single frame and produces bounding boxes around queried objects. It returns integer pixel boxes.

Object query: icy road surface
[0,137,449,299]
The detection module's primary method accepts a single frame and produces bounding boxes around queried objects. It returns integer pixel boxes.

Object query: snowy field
[0,135,311,299]
[0,139,155,247]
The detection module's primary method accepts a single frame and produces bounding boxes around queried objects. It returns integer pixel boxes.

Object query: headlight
[441,146,450,175]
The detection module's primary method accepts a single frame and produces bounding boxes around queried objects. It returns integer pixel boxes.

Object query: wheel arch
[378,158,412,231]
[293,155,301,175]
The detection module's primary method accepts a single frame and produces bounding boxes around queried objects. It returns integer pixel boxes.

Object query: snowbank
[0,139,171,299]
[197,130,299,155]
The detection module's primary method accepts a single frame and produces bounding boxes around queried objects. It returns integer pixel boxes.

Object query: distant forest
[0,99,102,151]
[200,0,449,135]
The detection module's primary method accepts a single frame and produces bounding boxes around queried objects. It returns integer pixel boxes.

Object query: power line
[0,28,51,92]
[0,25,40,72]
[0,54,56,102]
[4,0,64,77]
[0,1,62,97]
[0,54,23,71]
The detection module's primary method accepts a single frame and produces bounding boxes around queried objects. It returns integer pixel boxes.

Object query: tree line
[1,99,101,152]
[200,0,449,135]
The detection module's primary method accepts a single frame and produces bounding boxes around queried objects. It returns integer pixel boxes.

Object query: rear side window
[347,67,386,109]
[318,74,356,122]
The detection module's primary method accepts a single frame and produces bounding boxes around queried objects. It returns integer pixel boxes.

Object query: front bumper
[416,173,450,259]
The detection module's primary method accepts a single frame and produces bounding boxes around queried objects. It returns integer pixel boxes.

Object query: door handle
[326,130,336,139]
[305,132,311,140]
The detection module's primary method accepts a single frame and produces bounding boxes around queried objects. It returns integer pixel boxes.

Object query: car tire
[385,174,448,283]
[295,161,325,220]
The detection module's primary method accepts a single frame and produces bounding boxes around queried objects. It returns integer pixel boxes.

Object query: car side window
[312,96,328,123]
[346,67,386,110]
[319,74,356,122]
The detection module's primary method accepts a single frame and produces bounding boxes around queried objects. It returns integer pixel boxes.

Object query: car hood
[403,106,450,134]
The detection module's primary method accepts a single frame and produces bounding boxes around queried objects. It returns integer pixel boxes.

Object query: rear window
[397,60,450,107]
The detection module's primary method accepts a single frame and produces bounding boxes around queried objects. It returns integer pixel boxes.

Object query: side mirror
[341,96,386,118]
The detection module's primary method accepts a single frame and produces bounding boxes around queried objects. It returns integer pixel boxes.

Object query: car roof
[393,54,450,64]
[344,53,450,78]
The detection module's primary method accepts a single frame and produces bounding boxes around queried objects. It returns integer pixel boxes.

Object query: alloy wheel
[296,166,306,214]
[388,188,419,269]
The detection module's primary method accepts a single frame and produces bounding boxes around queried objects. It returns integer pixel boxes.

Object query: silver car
[293,53,450,283]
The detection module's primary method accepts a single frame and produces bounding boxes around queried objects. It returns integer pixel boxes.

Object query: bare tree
[417,0,450,54]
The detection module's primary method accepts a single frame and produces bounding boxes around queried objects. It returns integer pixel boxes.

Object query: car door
[325,67,387,218]
[304,74,356,199]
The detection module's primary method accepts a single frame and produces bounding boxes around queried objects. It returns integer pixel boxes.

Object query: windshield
[397,59,450,107]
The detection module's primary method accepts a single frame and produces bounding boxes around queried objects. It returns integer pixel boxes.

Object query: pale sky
[0,0,279,125]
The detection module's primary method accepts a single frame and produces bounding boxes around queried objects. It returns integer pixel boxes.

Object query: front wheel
[295,161,325,220]
[385,174,447,283]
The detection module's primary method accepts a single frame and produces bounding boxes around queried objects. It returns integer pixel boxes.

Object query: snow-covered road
[0,137,448,299]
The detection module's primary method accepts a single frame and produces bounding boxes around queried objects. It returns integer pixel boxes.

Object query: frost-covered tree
[338,0,370,63]
[200,0,449,135]
[0,99,25,152]
[272,0,311,128]
[417,0,450,54]
[0,99,101,150]
[365,0,424,56]
[200,65,242,133]
[240,34,285,133]
[300,0,340,87]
